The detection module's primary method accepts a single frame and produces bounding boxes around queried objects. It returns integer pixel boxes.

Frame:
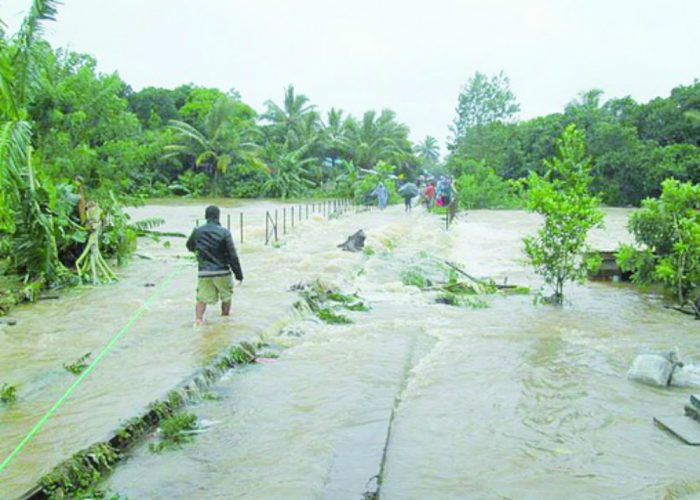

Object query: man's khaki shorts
[196,274,233,305]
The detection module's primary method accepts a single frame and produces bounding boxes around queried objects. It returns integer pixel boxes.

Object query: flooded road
[2,203,700,499]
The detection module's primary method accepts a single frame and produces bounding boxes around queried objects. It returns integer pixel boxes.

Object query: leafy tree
[450,71,520,143]
[451,158,520,209]
[618,179,700,312]
[127,86,179,128]
[178,87,233,127]
[523,124,604,303]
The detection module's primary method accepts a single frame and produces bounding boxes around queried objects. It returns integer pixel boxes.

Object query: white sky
[1,0,699,151]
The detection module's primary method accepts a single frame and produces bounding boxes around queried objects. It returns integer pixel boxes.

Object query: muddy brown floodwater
[2,202,699,499]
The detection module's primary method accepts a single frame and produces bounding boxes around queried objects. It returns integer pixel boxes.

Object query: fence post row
[199,199,354,246]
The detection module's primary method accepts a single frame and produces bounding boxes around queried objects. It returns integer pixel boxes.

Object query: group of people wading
[372,176,457,212]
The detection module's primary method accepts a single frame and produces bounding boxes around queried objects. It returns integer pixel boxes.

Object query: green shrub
[453,159,522,209]
[523,125,604,303]
[618,178,700,309]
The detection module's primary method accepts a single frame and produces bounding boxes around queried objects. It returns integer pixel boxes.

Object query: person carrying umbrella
[398,181,419,212]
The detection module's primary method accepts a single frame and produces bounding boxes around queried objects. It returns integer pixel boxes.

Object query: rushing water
[2,203,699,499]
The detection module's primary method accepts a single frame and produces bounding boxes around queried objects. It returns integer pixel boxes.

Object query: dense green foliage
[618,179,700,311]
[523,125,604,303]
[447,73,700,209]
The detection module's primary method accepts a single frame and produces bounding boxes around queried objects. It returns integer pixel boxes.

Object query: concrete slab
[655,416,700,445]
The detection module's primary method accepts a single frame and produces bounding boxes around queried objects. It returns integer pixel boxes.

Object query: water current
[1,202,699,499]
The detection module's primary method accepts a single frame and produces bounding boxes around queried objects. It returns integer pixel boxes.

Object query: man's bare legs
[221,301,231,316]
[194,301,207,326]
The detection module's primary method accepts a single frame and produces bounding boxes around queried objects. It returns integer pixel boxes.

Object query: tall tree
[450,71,520,143]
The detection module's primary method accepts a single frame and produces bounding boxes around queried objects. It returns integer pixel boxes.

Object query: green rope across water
[0,267,186,478]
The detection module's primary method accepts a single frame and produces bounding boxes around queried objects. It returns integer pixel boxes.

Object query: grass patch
[1,382,17,403]
[64,352,91,375]
[149,412,199,453]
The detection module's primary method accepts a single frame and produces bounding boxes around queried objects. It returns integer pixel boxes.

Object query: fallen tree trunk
[444,261,515,290]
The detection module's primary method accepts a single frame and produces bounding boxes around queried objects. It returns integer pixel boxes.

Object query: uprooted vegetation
[63,352,92,375]
[400,255,529,309]
[292,280,370,324]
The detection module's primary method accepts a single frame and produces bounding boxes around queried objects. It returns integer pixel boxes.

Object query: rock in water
[338,230,366,252]
[628,354,675,387]
[671,365,700,388]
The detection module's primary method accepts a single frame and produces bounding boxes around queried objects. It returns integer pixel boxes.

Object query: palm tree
[262,85,320,149]
[414,136,440,166]
[343,109,412,170]
[322,108,349,172]
[164,96,263,195]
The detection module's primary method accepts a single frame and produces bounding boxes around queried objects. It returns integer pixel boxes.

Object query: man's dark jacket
[186,219,243,280]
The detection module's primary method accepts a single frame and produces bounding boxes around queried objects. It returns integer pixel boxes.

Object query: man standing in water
[186,205,243,326]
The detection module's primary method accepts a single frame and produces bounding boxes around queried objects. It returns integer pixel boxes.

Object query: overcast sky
[1,0,698,150]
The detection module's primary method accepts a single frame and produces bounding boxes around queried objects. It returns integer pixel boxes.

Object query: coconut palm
[343,109,412,170]
[164,96,264,195]
[262,85,320,149]
[322,108,349,171]
[414,135,440,166]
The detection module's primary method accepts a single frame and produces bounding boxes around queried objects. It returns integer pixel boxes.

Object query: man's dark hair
[205,205,220,221]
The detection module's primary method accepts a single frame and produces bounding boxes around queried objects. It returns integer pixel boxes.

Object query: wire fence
[194,199,353,245]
